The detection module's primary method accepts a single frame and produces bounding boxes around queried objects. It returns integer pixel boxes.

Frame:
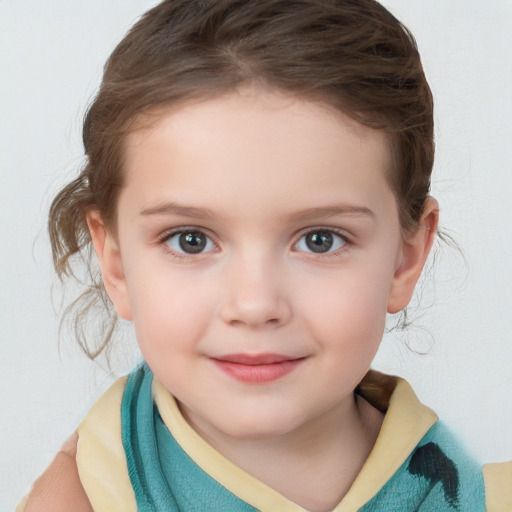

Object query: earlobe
[387,197,439,314]
[86,210,133,320]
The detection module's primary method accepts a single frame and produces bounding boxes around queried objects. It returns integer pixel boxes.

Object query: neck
[184,394,383,512]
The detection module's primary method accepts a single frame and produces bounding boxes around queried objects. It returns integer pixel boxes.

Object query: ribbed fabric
[122,364,258,512]
[122,364,487,512]
[358,422,486,511]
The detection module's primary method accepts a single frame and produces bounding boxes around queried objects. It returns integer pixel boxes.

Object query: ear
[86,210,133,320]
[387,197,439,314]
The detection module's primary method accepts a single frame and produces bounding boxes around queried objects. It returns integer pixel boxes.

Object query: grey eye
[166,231,215,254]
[296,231,345,254]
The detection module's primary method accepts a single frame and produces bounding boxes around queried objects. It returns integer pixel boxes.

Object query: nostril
[219,299,291,328]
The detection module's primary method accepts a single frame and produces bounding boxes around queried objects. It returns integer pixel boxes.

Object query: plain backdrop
[1,1,511,509]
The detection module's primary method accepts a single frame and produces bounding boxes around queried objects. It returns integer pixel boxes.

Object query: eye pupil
[306,232,333,253]
[179,232,206,253]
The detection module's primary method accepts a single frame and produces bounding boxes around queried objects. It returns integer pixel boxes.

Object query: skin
[26,87,438,512]
[24,433,92,512]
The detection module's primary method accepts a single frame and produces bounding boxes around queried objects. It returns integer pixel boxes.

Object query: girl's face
[95,88,431,442]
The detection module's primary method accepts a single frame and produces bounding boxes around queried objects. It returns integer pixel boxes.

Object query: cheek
[298,264,393,351]
[125,264,218,355]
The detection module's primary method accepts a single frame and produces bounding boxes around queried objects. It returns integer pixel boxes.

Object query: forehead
[120,88,396,222]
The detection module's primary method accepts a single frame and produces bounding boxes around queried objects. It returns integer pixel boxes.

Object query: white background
[1,1,511,509]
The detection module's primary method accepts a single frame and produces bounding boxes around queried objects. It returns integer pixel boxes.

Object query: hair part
[49,0,434,358]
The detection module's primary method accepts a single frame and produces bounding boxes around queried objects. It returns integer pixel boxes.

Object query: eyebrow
[140,201,216,219]
[140,201,374,222]
[140,201,375,222]
[285,204,375,223]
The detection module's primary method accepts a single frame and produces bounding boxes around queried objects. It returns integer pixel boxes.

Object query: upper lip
[212,353,302,365]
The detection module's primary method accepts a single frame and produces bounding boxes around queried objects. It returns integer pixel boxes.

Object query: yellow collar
[154,370,438,512]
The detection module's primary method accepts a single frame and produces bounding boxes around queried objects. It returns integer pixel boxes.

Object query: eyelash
[157,228,218,261]
[294,228,350,259]
[156,227,351,261]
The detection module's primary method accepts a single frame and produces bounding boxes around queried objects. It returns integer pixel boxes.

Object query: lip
[211,353,305,383]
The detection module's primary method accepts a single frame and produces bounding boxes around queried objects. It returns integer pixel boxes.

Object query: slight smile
[211,353,307,384]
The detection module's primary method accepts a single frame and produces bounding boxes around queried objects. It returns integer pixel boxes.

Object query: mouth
[211,353,306,383]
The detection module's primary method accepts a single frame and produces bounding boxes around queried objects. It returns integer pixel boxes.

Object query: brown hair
[49,0,434,358]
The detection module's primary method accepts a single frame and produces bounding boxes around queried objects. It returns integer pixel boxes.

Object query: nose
[219,253,292,329]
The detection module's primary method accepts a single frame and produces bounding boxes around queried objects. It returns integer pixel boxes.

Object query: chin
[215,409,302,441]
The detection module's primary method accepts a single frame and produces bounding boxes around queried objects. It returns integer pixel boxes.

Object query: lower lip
[212,359,303,383]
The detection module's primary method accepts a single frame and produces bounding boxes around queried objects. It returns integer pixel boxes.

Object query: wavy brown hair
[49,0,434,358]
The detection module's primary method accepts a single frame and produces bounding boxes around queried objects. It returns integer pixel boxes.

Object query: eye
[165,230,215,254]
[295,230,346,254]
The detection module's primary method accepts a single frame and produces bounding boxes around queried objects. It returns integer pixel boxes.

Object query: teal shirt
[122,365,486,511]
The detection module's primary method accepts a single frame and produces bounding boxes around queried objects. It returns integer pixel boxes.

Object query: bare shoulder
[23,432,92,512]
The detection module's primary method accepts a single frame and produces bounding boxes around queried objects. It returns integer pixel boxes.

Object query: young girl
[17,0,511,510]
